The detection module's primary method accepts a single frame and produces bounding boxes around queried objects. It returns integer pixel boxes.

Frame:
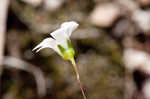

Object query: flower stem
[70,58,87,99]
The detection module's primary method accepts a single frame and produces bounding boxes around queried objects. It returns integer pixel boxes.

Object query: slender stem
[70,58,87,99]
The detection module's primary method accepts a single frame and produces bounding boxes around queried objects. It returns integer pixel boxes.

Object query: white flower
[32,21,79,60]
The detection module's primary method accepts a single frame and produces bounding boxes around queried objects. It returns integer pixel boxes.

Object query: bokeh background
[1,0,150,99]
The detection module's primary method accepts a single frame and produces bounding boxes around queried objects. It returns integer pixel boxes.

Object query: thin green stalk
[70,58,87,99]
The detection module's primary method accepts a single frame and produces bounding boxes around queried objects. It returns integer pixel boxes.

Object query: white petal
[51,28,69,40]
[61,21,79,37]
[50,27,68,49]
[50,21,78,49]
[32,38,62,55]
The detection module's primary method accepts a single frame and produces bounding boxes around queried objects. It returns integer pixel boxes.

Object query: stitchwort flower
[33,21,87,99]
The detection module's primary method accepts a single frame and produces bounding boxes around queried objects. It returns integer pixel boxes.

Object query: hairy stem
[70,58,87,99]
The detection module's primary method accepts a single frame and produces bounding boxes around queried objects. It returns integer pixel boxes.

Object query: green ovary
[58,40,75,60]
[63,48,75,60]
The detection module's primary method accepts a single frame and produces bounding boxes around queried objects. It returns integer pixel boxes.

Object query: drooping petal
[61,21,79,37]
[32,38,62,55]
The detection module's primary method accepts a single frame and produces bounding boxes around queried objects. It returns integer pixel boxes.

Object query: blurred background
[1,0,150,99]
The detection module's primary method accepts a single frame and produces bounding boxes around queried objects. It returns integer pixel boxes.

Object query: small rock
[72,28,100,39]
[132,10,150,34]
[90,3,120,27]
[21,0,42,6]
[43,0,64,11]
[137,0,150,7]
[143,79,150,99]
[116,0,139,13]
[112,19,136,38]
[123,48,150,74]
